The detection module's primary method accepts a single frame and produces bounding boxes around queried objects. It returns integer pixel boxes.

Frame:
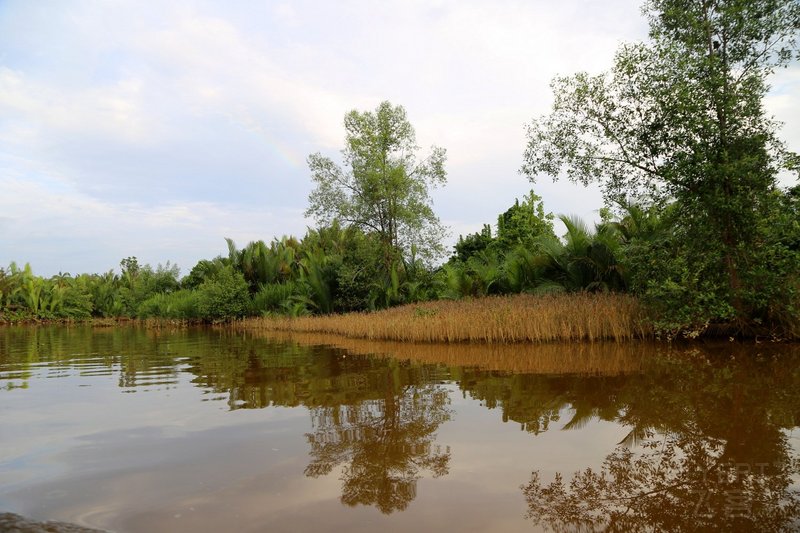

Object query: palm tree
[503,247,538,293]
[298,248,338,314]
[611,202,665,245]
[534,215,627,292]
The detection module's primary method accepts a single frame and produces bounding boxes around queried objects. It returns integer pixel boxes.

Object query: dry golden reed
[240,293,652,344]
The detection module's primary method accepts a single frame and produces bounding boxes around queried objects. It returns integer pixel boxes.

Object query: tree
[495,190,556,252]
[450,190,555,264]
[305,381,451,514]
[306,101,447,269]
[195,265,250,321]
[452,224,494,263]
[522,0,800,336]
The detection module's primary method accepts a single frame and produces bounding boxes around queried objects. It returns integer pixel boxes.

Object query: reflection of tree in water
[3,328,454,515]
[457,370,630,434]
[13,327,798,526]
[521,350,800,532]
[1,326,184,391]
[177,334,456,513]
[305,382,451,514]
[524,430,800,532]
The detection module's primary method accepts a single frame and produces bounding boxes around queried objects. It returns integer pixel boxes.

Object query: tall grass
[240,292,651,343]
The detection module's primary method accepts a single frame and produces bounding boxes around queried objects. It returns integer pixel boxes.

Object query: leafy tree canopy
[522,0,800,336]
[306,101,447,268]
[496,190,556,251]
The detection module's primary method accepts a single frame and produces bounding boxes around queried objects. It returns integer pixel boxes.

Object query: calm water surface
[0,326,798,532]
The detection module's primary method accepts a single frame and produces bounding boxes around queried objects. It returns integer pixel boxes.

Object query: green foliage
[453,224,493,263]
[444,186,627,300]
[306,101,448,267]
[1,255,223,322]
[137,290,201,320]
[624,191,800,338]
[495,191,556,252]
[298,249,339,314]
[441,249,503,299]
[626,230,735,337]
[147,262,181,294]
[522,0,800,336]
[182,258,226,290]
[747,187,800,336]
[252,283,298,315]
[332,229,384,312]
[14,263,44,314]
[0,264,96,320]
[120,256,140,283]
[3,22,797,338]
[221,225,418,316]
[116,258,181,316]
[239,239,283,290]
[444,189,566,299]
[2,183,792,335]
[195,266,250,321]
[452,190,556,264]
[49,273,93,319]
[0,267,10,308]
[90,271,125,317]
[502,247,549,294]
[221,236,302,292]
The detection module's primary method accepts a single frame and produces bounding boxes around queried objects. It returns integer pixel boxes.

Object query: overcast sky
[1,0,798,277]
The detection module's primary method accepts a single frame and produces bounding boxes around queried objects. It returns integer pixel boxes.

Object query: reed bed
[240,293,652,344]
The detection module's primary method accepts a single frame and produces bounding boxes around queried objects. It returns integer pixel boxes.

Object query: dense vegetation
[1,0,798,339]
[522,0,800,337]
[1,184,795,339]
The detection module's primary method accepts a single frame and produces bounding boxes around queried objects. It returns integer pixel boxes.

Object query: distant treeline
[0,191,613,322]
[2,187,798,339]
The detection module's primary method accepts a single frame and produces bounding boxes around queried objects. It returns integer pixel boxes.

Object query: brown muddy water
[1,326,798,532]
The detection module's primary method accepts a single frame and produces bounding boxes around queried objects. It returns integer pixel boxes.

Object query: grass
[239,292,652,343]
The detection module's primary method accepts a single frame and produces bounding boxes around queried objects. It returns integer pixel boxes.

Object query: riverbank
[5,292,795,343]
[0,512,107,532]
[238,293,651,343]
[0,314,204,328]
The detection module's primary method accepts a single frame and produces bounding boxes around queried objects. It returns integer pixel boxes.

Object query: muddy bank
[0,513,106,533]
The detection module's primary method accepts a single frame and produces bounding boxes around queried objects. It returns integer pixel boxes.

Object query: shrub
[196,266,250,321]
[137,289,200,319]
[252,282,298,315]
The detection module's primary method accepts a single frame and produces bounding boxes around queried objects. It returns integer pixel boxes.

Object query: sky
[1,0,798,277]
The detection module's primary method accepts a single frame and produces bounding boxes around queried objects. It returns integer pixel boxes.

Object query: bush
[252,282,298,315]
[137,290,200,319]
[56,283,94,319]
[196,266,250,321]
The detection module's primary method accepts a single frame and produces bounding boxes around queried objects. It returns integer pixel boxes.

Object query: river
[1,326,798,532]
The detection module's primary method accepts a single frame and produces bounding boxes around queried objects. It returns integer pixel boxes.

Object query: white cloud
[0,67,156,146]
[0,174,308,276]
[0,0,796,275]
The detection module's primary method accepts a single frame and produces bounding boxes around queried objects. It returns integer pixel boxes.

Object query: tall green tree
[306,101,448,269]
[495,190,556,252]
[451,190,555,263]
[522,0,800,335]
